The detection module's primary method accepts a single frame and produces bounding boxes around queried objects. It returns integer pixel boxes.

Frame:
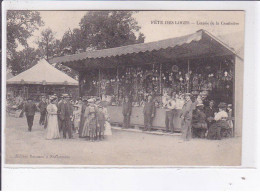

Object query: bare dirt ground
[4,113,241,166]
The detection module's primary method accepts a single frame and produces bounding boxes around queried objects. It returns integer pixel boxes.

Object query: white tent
[7,59,78,86]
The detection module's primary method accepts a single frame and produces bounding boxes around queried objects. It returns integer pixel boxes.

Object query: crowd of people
[22,94,112,141]
[10,89,233,142]
[122,91,234,141]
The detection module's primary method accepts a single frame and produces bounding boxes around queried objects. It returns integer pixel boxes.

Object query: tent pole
[159,64,162,95]
[117,66,119,100]
[23,86,25,99]
[187,59,190,93]
[78,73,82,97]
[98,68,101,97]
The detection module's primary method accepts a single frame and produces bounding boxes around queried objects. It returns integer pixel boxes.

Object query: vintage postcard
[4,10,244,166]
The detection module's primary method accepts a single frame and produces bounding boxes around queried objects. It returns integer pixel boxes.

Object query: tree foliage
[7,11,43,74]
[79,11,145,50]
[6,11,145,78]
[59,28,85,55]
[9,47,42,76]
[7,11,43,58]
[36,28,56,60]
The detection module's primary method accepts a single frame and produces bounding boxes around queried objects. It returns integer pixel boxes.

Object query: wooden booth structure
[7,59,79,101]
[49,30,243,136]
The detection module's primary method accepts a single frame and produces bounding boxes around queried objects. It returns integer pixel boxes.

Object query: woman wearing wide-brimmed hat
[82,98,98,139]
[207,102,230,140]
[46,95,60,140]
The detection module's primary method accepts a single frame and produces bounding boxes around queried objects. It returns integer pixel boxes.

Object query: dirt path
[4,114,241,166]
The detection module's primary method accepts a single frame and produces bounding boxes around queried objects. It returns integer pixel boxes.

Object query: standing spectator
[122,96,132,128]
[175,93,185,112]
[227,104,234,136]
[180,93,193,140]
[89,112,98,142]
[38,96,47,126]
[46,96,60,140]
[82,99,97,139]
[79,97,88,138]
[57,95,63,132]
[192,103,208,138]
[207,102,230,140]
[102,102,112,136]
[97,105,106,140]
[59,94,73,139]
[72,104,81,134]
[205,100,217,126]
[143,95,156,131]
[24,97,38,132]
[164,93,176,132]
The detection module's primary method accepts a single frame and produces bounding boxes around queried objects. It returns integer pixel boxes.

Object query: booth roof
[7,59,78,85]
[49,29,242,69]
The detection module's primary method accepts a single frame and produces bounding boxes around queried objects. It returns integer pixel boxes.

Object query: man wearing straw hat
[78,96,88,138]
[59,94,73,139]
[180,93,193,140]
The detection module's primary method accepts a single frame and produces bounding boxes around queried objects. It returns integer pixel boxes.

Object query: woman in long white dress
[46,96,60,140]
[102,104,112,136]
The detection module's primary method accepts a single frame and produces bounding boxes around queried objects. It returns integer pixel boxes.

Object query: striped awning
[49,30,240,69]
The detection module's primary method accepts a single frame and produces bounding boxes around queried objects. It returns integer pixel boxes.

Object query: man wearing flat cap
[180,93,193,140]
[38,96,47,126]
[24,97,38,132]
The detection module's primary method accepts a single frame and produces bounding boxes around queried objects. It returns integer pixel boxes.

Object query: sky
[27,11,244,50]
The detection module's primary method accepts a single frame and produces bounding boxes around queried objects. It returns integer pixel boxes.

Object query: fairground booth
[49,30,243,136]
[7,59,79,101]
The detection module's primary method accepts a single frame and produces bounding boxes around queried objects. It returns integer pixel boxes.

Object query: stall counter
[107,106,182,131]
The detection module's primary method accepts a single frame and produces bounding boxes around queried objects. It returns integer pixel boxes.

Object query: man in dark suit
[143,95,156,131]
[122,96,132,128]
[204,100,217,127]
[24,97,38,132]
[180,93,193,140]
[59,94,73,139]
[79,97,88,138]
[38,96,47,126]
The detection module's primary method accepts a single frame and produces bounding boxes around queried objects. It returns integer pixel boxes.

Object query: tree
[7,11,43,74]
[59,28,85,55]
[36,28,56,60]
[7,11,43,59]
[8,46,42,76]
[79,11,145,50]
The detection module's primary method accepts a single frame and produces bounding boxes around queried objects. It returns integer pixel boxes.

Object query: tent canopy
[49,29,242,71]
[7,59,78,86]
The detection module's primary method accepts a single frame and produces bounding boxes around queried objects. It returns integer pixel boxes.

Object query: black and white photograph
[4,10,244,166]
